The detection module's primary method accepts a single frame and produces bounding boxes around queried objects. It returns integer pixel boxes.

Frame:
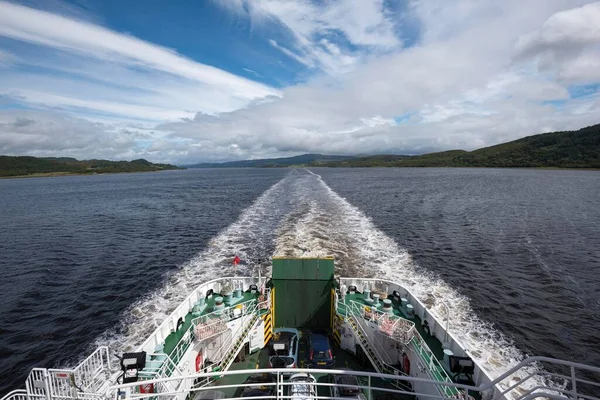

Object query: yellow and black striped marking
[333,314,342,346]
[262,288,275,346]
[262,312,272,346]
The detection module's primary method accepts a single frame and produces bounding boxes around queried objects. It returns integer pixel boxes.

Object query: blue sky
[0,0,599,163]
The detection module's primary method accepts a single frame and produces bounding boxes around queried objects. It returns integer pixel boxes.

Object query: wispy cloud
[221,0,401,75]
[0,0,599,163]
[155,0,600,163]
[513,2,600,84]
[0,2,277,98]
[0,0,280,125]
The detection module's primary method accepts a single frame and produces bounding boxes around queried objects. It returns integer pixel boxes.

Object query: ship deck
[337,292,446,361]
[161,286,475,400]
[162,291,262,357]
[208,332,414,400]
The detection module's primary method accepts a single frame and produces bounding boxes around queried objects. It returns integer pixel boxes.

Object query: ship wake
[274,169,548,396]
[95,168,547,397]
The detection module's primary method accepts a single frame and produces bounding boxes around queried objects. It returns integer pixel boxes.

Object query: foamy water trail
[95,168,548,396]
[94,172,294,353]
[274,169,547,395]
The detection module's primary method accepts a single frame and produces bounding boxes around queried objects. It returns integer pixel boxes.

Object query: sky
[0,0,599,164]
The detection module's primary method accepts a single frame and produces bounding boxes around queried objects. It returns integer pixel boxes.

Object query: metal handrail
[107,365,600,400]
[409,328,456,395]
[208,301,260,368]
[347,301,395,365]
[191,298,257,327]
[137,277,262,352]
[219,313,260,371]
[168,324,195,367]
[349,300,454,395]
[339,277,464,352]
[0,390,28,400]
[347,300,415,344]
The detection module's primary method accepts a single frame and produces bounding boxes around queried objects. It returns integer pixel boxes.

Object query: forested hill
[186,153,353,168]
[315,124,600,168]
[0,156,183,177]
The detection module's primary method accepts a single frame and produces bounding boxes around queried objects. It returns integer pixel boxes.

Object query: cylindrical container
[382,299,393,314]
[372,293,380,307]
[214,296,225,314]
[223,292,232,306]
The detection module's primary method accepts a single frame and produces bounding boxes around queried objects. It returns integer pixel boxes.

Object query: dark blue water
[315,168,600,365]
[0,167,599,394]
[0,169,287,394]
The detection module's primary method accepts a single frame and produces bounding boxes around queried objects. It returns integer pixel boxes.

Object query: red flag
[233,256,241,265]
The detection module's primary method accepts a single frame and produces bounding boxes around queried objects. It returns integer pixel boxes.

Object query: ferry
[2,258,598,400]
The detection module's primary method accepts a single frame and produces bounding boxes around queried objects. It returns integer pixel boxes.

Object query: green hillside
[317,124,600,168]
[0,156,183,177]
[186,153,353,168]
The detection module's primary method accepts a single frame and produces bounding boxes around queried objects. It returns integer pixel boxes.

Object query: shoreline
[0,169,183,179]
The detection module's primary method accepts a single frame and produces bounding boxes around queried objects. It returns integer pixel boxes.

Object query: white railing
[0,390,28,400]
[193,317,228,342]
[25,369,50,400]
[195,299,260,366]
[346,300,456,396]
[215,301,261,370]
[347,300,415,345]
[22,348,111,400]
[347,301,395,366]
[219,314,260,372]
[345,302,414,394]
[191,298,258,333]
[107,360,600,400]
[71,346,111,392]
[409,329,457,397]
[169,326,194,367]
[137,277,264,356]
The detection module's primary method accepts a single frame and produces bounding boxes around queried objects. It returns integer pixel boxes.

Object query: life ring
[195,352,204,372]
[140,382,154,394]
[402,353,411,375]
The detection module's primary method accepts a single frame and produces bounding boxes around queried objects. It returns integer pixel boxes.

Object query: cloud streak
[0,0,599,163]
[0,2,277,99]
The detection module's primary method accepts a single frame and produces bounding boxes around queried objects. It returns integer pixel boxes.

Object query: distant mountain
[0,156,183,177]
[186,153,354,168]
[186,124,600,169]
[317,124,600,168]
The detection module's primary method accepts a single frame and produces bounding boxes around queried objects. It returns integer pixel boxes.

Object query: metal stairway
[191,299,263,389]
[408,336,458,397]
[218,313,260,371]
[346,315,387,373]
[345,310,413,393]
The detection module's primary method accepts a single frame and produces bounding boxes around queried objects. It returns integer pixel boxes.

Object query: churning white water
[96,168,546,395]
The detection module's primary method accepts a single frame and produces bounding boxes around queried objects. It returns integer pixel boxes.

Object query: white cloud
[0,109,135,159]
[0,2,277,99]
[222,0,399,74]
[514,2,600,83]
[155,0,600,162]
[0,1,279,122]
[1,0,599,163]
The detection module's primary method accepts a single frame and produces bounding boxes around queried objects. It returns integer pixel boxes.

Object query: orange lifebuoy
[402,353,411,375]
[140,382,154,394]
[195,352,204,372]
